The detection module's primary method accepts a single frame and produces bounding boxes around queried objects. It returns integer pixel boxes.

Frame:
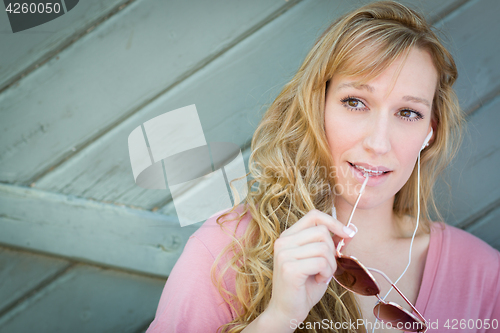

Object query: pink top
[146,206,500,333]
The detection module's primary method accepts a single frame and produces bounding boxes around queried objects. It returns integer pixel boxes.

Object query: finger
[283,242,337,274]
[282,225,335,252]
[284,209,357,239]
[283,257,334,284]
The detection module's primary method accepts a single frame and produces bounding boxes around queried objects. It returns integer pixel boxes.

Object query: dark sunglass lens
[334,257,379,296]
[373,303,425,332]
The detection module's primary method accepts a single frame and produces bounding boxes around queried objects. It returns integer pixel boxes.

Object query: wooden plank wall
[0,0,499,332]
[0,245,165,333]
[0,184,196,276]
[0,0,130,91]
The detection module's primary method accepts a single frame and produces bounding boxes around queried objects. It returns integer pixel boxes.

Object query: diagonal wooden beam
[0,183,199,277]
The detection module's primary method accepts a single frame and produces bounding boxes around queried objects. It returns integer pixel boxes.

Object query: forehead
[330,48,438,104]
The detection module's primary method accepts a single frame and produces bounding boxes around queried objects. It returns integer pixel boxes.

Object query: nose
[363,114,391,155]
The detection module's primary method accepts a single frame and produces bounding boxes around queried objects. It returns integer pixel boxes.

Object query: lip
[348,161,392,186]
[349,161,392,173]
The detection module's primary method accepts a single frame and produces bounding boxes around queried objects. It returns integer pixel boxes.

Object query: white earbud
[420,127,433,151]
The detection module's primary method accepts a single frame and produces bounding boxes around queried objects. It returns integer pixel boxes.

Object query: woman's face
[324,47,437,209]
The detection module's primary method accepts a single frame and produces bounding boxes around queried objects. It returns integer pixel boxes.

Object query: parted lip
[348,161,392,173]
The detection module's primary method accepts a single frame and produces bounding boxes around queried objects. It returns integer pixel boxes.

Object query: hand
[266,209,357,326]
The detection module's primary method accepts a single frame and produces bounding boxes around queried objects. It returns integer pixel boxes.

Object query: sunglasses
[332,177,428,332]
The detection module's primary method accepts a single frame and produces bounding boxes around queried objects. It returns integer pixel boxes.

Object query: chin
[335,180,396,210]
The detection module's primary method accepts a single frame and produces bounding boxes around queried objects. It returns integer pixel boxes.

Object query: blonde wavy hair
[211,1,464,332]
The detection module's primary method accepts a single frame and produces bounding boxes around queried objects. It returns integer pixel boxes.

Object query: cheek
[325,111,361,162]
[395,146,420,179]
[324,114,344,161]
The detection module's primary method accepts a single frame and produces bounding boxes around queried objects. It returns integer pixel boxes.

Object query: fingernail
[343,226,357,238]
[325,276,333,285]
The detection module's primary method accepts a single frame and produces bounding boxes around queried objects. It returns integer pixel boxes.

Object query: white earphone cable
[371,150,422,333]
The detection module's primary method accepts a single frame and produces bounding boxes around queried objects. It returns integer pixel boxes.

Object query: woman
[147,1,500,332]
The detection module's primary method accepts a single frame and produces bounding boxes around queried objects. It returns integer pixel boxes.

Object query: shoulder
[419,222,500,322]
[189,204,253,259]
[145,205,253,333]
[432,222,499,262]
[429,221,500,288]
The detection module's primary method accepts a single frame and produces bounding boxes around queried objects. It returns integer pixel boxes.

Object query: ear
[429,118,437,145]
[421,122,435,151]
[421,128,433,151]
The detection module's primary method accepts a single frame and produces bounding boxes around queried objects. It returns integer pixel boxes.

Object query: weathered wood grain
[0,264,165,333]
[159,145,252,216]
[0,0,289,184]
[434,0,500,114]
[0,0,129,90]
[434,94,500,228]
[401,0,469,20]
[0,246,70,314]
[0,183,199,276]
[34,0,334,210]
[466,201,500,251]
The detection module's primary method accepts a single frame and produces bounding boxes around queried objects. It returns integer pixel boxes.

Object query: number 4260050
[444,319,498,330]
[5,2,62,14]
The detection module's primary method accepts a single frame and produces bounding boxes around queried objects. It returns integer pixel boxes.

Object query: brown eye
[340,96,367,110]
[348,99,358,107]
[400,110,411,117]
[396,109,424,122]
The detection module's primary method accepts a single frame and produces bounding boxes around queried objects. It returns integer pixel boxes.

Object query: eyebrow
[402,95,431,108]
[337,82,374,93]
[336,82,431,108]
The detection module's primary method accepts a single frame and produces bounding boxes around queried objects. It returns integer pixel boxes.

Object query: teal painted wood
[0,183,199,276]
[0,0,129,90]
[0,245,70,313]
[0,264,165,333]
[434,94,500,228]
[0,0,288,184]
[159,145,252,216]
[406,0,469,20]
[467,203,500,251]
[386,0,468,24]
[434,0,500,114]
[34,0,330,210]
[34,0,462,212]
